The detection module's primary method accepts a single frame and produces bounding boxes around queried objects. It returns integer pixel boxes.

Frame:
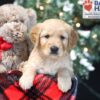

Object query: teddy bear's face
[0,22,27,43]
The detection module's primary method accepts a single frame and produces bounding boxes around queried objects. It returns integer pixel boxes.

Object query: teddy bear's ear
[68,28,78,50]
[26,8,37,30]
[29,23,42,46]
[27,8,37,19]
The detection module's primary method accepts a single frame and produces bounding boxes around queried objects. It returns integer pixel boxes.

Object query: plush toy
[0,4,37,31]
[0,22,31,72]
[0,4,37,72]
[0,4,37,52]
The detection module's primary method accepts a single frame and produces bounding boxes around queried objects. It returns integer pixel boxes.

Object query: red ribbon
[0,37,13,60]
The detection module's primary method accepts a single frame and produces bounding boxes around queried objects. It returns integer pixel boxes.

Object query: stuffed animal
[0,22,31,72]
[0,4,37,52]
[0,4,37,31]
[0,4,37,72]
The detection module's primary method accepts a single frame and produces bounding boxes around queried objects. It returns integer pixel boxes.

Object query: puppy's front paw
[19,75,34,90]
[58,77,72,92]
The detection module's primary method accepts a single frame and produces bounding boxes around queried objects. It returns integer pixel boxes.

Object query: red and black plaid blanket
[0,70,78,100]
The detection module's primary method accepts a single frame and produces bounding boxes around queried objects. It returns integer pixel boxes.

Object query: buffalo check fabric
[0,70,78,100]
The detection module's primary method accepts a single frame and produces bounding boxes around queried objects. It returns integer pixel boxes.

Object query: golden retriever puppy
[19,19,78,92]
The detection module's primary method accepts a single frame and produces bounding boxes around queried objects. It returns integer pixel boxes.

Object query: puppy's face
[39,29,68,58]
[30,19,78,59]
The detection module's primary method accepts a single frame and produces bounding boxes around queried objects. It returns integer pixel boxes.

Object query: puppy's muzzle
[50,46,59,55]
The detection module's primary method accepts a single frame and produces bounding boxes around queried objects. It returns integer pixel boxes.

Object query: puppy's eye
[44,35,50,39]
[60,35,65,40]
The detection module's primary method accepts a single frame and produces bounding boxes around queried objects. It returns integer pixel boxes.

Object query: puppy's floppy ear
[68,28,78,49]
[29,23,42,46]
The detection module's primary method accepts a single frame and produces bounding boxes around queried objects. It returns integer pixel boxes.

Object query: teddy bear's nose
[15,33,19,36]
[15,32,23,37]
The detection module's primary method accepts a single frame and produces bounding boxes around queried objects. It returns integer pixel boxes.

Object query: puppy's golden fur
[19,19,78,92]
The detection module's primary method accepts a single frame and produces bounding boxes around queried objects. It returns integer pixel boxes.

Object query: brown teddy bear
[0,4,37,52]
[0,22,31,72]
[0,4,37,72]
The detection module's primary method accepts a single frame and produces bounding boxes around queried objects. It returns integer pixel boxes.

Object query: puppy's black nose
[50,46,59,54]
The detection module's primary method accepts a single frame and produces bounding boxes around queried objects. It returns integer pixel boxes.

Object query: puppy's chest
[37,60,67,75]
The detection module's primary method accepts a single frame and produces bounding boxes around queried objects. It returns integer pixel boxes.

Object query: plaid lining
[0,70,78,100]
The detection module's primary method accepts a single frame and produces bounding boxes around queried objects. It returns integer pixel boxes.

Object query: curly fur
[0,22,30,72]
[0,4,37,31]
[0,4,37,72]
